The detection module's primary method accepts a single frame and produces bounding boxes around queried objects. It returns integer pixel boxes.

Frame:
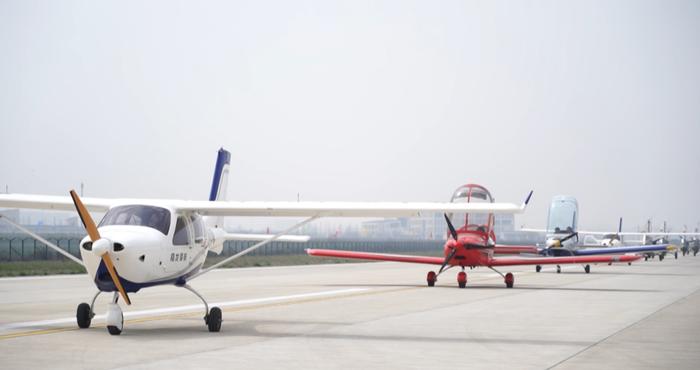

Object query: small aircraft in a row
[520,196,682,272]
[307,185,641,285]
[0,149,539,335]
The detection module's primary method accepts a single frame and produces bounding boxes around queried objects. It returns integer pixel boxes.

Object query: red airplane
[307,184,641,288]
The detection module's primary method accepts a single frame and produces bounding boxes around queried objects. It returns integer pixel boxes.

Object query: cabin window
[173,216,191,246]
[99,205,171,235]
[190,214,205,243]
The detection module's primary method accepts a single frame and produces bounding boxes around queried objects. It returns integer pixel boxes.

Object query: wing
[489,254,641,267]
[173,200,527,217]
[574,244,675,256]
[306,249,444,265]
[0,194,112,212]
[493,245,539,254]
[223,233,310,242]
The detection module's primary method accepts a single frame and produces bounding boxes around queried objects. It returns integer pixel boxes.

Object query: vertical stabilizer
[206,148,231,229]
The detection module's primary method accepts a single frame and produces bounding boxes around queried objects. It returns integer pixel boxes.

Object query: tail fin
[209,148,231,201]
[206,148,231,230]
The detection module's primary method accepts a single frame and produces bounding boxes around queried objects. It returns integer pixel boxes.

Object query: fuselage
[79,202,214,293]
[443,230,495,267]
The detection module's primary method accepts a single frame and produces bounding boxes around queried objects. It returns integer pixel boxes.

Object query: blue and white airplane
[521,195,680,273]
[0,148,532,335]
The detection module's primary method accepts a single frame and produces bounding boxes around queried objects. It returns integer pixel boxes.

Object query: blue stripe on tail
[209,148,231,201]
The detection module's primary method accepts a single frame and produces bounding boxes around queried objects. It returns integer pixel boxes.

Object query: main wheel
[106,303,123,335]
[457,271,467,289]
[76,303,92,329]
[659,254,664,261]
[535,265,542,273]
[207,307,222,332]
[584,265,590,274]
[107,325,122,335]
[556,265,561,274]
[505,273,514,288]
[426,271,436,287]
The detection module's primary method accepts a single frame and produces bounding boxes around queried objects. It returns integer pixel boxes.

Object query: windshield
[547,197,578,234]
[99,205,171,235]
[449,185,493,230]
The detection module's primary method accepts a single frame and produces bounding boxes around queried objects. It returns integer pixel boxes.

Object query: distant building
[360,213,515,240]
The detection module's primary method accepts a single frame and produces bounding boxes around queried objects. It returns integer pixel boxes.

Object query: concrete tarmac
[1,256,699,369]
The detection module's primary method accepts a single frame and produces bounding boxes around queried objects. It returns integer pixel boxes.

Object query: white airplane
[0,148,532,335]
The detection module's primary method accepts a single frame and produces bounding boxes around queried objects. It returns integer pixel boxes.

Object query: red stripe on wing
[306,249,444,265]
[489,254,641,267]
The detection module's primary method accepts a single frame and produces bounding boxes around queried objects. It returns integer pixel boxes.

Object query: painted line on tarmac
[0,287,368,337]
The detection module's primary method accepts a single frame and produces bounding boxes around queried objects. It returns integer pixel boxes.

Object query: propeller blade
[69,190,131,305]
[438,247,458,274]
[102,254,131,305]
[559,231,578,243]
[444,213,459,241]
[70,190,100,241]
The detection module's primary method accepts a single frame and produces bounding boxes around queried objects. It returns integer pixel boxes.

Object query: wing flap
[306,249,444,265]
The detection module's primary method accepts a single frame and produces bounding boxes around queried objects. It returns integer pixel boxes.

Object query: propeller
[439,214,460,274]
[70,190,131,305]
[542,231,578,255]
[444,213,459,241]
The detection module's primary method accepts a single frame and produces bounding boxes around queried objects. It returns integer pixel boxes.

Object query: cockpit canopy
[547,196,578,234]
[449,184,494,232]
[99,205,171,235]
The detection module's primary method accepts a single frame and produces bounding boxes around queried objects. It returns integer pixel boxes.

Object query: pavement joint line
[546,285,700,370]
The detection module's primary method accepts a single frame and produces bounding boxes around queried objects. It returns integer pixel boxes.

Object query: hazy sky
[1,0,698,231]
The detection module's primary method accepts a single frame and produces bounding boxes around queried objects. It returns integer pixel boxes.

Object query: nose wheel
[457,271,467,288]
[106,294,124,335]
[205,307,222,332]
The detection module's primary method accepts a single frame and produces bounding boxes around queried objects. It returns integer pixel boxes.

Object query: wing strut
[190,216,319,280]
[0,215,84,266]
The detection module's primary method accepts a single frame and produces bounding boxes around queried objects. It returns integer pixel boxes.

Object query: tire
[535,265,541,273]
[207,307,222,332]
[584,265,590,274]
[76,303,92,329]
[107,325,122,335]
[426,271,436,287]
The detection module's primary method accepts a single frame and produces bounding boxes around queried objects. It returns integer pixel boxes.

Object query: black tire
[427,280,435,287]
[458,281,466,289]
[506,281,514,288]
[556,266,561,274]
[207,307,222,332]
[107,325,122,335]
[535,265,541,273]
[76,303,92,329]
[584,265,590,274]
[674,252,678,259]
[659,255,664,261]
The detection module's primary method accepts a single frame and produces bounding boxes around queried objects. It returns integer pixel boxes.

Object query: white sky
[1,0,699,231]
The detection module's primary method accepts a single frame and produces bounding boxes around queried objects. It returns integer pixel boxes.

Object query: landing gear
[659,253,665,261]
[457,271,467,289]
[584,265,590,274]
[505,273,514,288]
[76,291,100,329]
[427,271,436,287]
[535,265,542,273]
[674,252,678,259]
[182,284,221,332]
[76,303,92,329]
[556,265,561,274]
[206,307,222,332]
[106,293,123,336]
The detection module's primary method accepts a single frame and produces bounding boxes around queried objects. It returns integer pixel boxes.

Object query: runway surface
[1,255,699,369]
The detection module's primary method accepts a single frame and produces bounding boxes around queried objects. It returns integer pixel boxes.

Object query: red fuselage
[443,230,495,267]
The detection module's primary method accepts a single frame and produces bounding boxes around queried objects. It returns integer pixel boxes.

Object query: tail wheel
[505,273,514,288]
[457,271,467,289]
[76,303,92,329]
[207,307,222,332]
[426,271,436,287]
